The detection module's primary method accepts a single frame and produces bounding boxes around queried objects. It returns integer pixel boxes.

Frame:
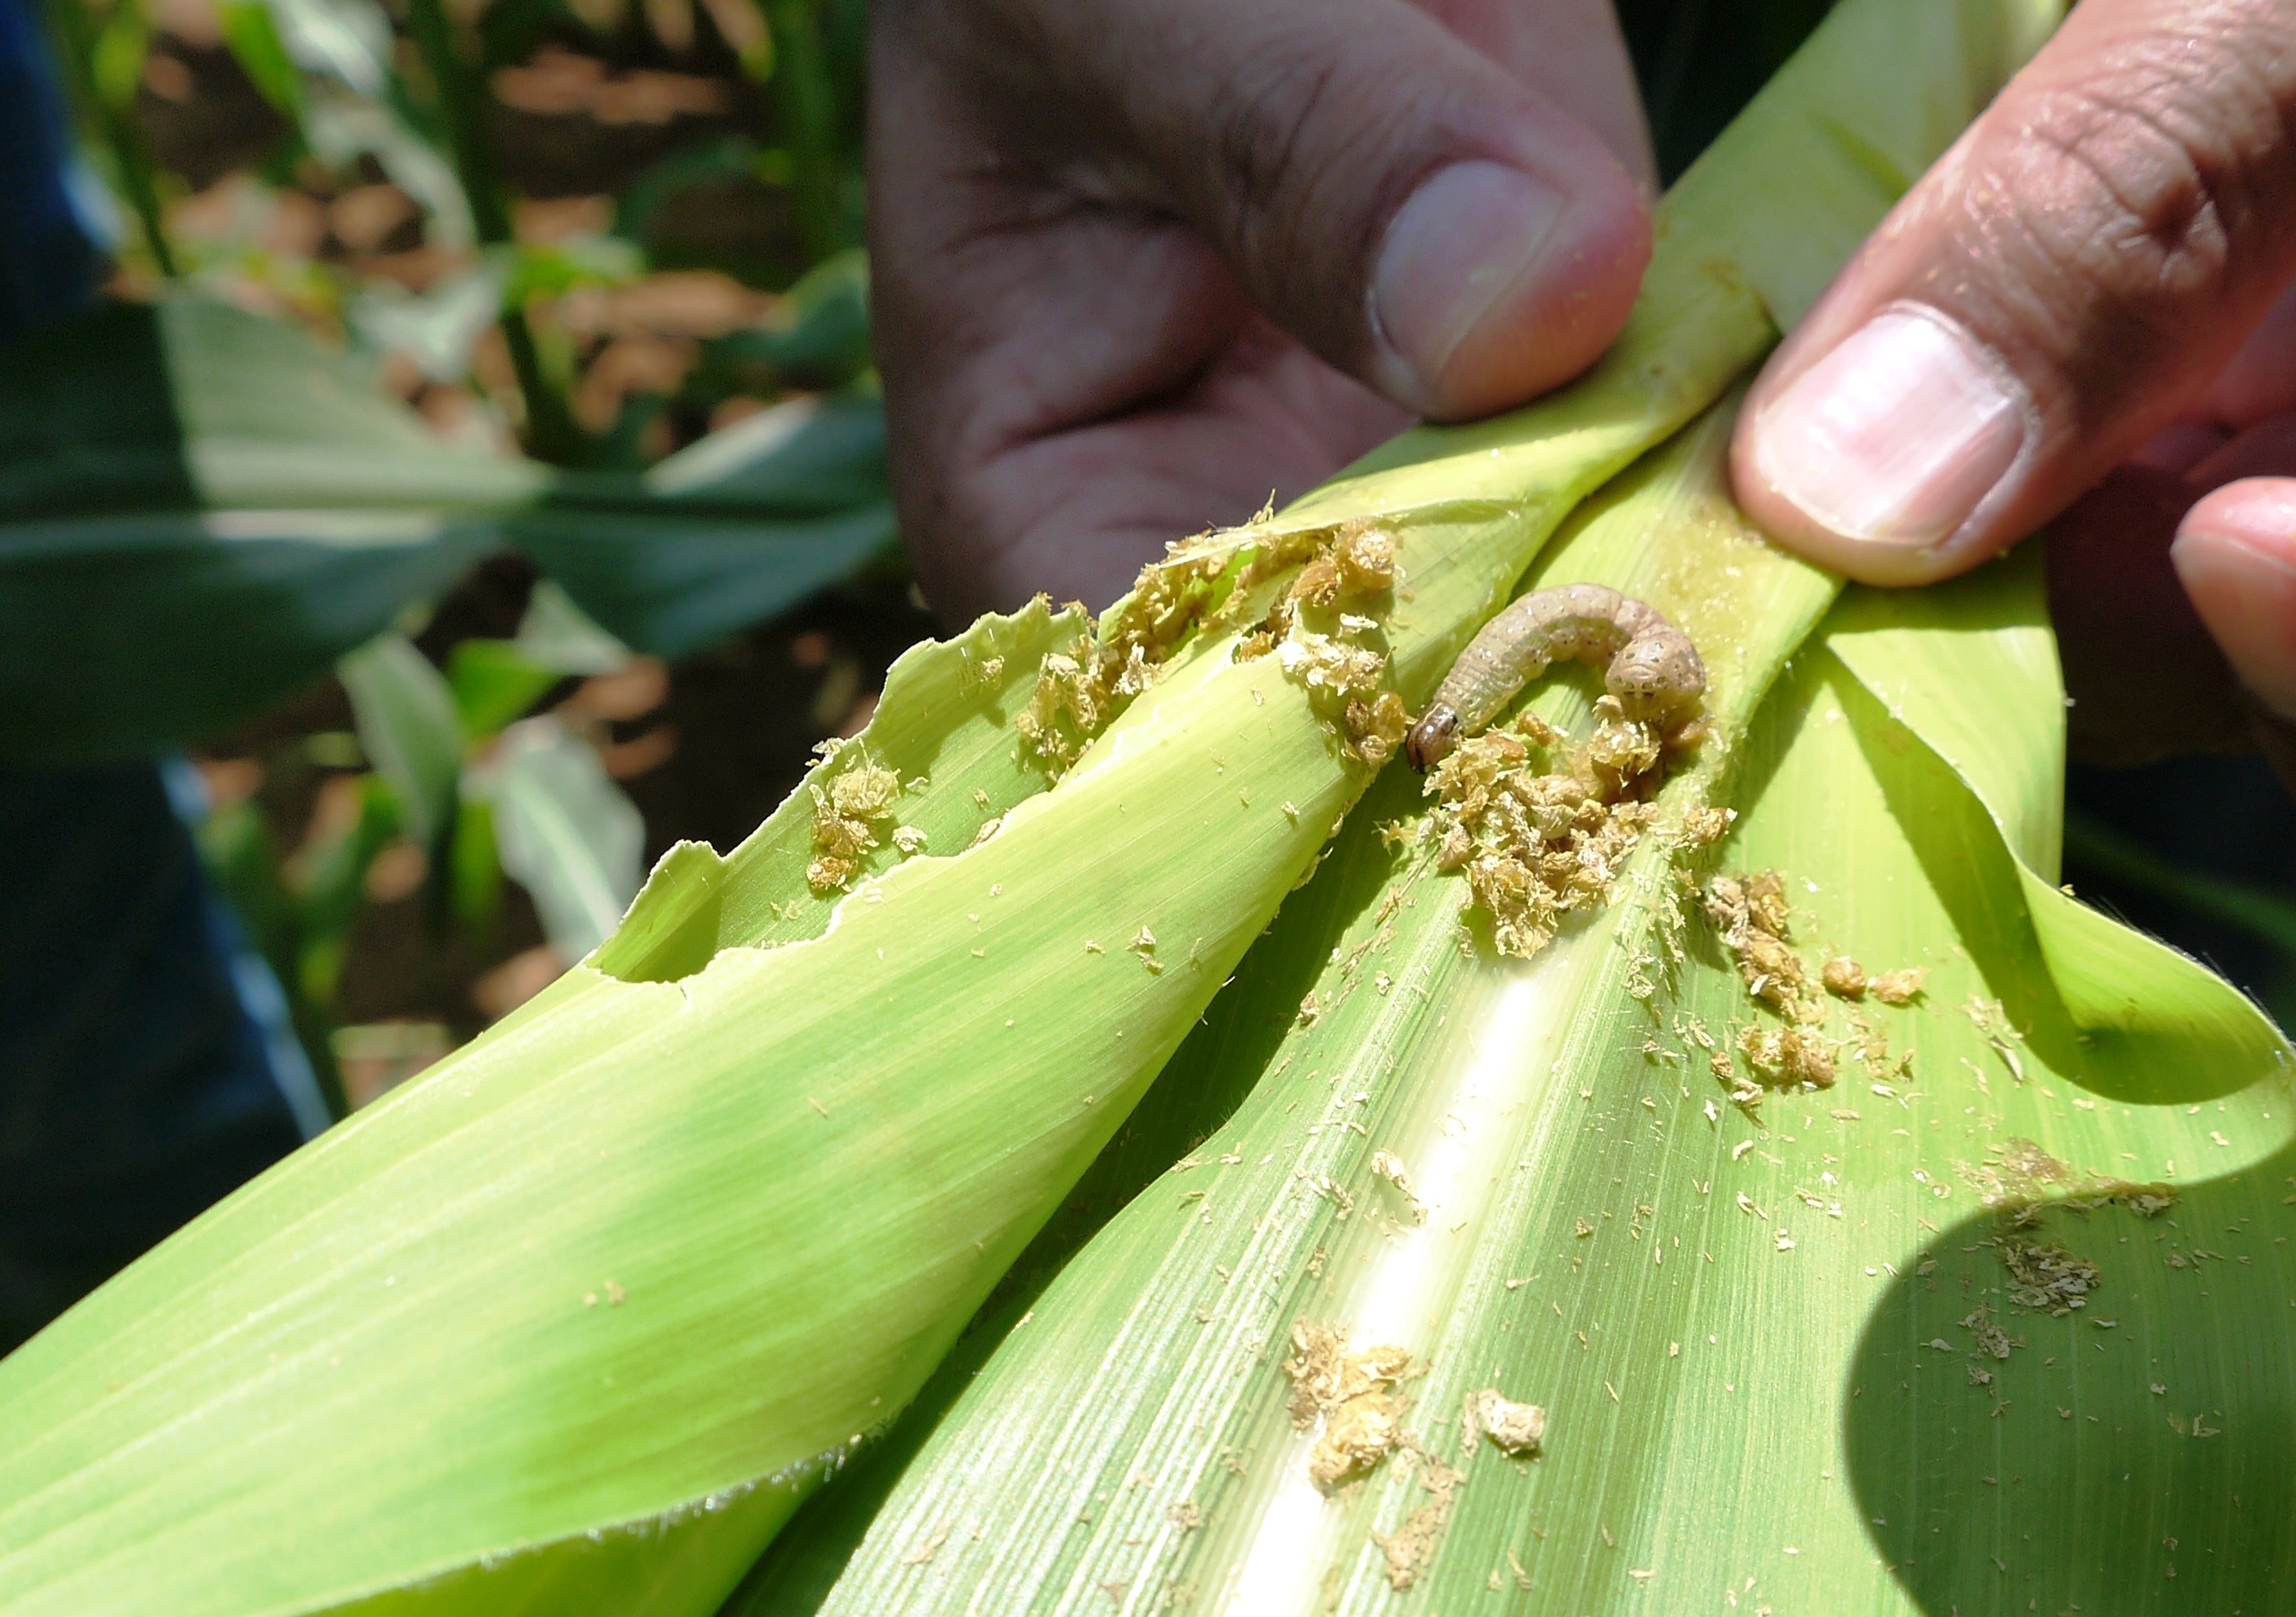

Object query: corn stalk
[11,4,2266,1617]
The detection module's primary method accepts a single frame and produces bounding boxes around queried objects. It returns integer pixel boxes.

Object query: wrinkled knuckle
[2005,34,2296,309]
[1203,44,1349,236]
[1200,39,1416,284]
[2015,89,2230,309]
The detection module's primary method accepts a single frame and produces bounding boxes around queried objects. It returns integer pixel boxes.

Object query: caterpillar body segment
[1405,585,1705,771]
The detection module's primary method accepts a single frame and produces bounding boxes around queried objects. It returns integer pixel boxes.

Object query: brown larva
[1405,584,1705,771]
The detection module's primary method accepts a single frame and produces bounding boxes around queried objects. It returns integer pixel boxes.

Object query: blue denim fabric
[0,0,100,334]
[0,0,308,1353]
[0,765,309,1349]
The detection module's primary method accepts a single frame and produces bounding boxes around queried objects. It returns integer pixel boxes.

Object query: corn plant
[7,0,888,761]
[4,2,2290,1615]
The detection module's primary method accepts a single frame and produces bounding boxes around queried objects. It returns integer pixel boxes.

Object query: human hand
[1728,0,2296,776]
[870,0,1655,623]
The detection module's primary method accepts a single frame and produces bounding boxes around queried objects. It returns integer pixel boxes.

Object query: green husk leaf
[1825,572,2287,1100]
[807,404,2290,1617]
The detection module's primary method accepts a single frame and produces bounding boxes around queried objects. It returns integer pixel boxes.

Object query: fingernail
[1370,161,1569,410]
[1749,308,2029,550]
[2174,480,2296,717]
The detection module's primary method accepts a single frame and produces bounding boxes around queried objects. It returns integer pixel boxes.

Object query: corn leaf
[804,408,2291,1616]
[338,631,464,852]
[472,715,648,960]
[0,300,894,761]
[1824,585,2288,1100]
[0,4,2085,1614]
[508,392,898,659]
[0,299,507,759]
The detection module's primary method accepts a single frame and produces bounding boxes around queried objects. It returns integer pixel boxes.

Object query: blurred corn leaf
[0,298,517,758]
[697,249,874,393]
[470,713,647,960]
[0,297,896,760]
[214,0,306,118]
[445,637,566,741]
[339,631,464,853]
[510,389,896,658]
[239,0,395,98]
[516,578,633,674]
[344,265,508,385]
[0,4,2159,1617]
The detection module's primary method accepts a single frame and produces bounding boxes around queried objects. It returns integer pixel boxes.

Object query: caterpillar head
[1405,706,1461,772]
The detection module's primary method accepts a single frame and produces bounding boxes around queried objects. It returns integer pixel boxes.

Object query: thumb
[1731,0,2296,585]
[978,0,1653,420]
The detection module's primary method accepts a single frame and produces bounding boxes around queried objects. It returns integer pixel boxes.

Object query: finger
[2190,274,2296,428]
[2047,465,2249,767]
[2175,467,2296,795]
[867,22,1409,621]
[940,0,1653,420]
[2175,474,2296,721]
[1733,0,2296,585]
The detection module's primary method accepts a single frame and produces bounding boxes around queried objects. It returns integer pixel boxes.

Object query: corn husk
[0,4,2139,1615]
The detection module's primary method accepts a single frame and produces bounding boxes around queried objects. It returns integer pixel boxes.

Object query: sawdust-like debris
[1869,968,1928,1005]
[1422,704,1665,959]
[1346,691,1413,769]
[1962,1302,2013,1361]
[1372,1454,1462,1591]
[1370,1149,1427,1223]
[1735,1024,1835,1089]
[1014,516,1397,771]
[2110,1183,2178,1217]
[1703,872,1812,1015]
[1959,1137,2082,1209]
[806,755,903,891]
[1822,956,1868,999]
[1291,521,1398,607]
[2003,1239,2101,1314]
[1469,1388,1547,1456]
[1277,632,1411,767]
[1283,1321,1414,1490]
[1676,804,1735,849]
[1845,1010,1910,1082]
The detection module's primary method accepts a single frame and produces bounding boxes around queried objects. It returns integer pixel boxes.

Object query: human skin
[1728,0,2296,776]
[867,0,1653,623]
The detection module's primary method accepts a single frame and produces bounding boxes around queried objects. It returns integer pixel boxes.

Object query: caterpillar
[1406,584,1706,771]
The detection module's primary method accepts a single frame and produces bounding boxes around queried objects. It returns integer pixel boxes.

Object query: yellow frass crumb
[806,756,903,891]
[1736,1024,1836,1089]
[1372,1455,1462,1591]
[1822,956,1867,999]
[1283,1321,1414,1490]
[1704,871,1813,1014]
[1869,967,1929,1005]
[1470,1388,1547,1456]
[1423,704,1665,961]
